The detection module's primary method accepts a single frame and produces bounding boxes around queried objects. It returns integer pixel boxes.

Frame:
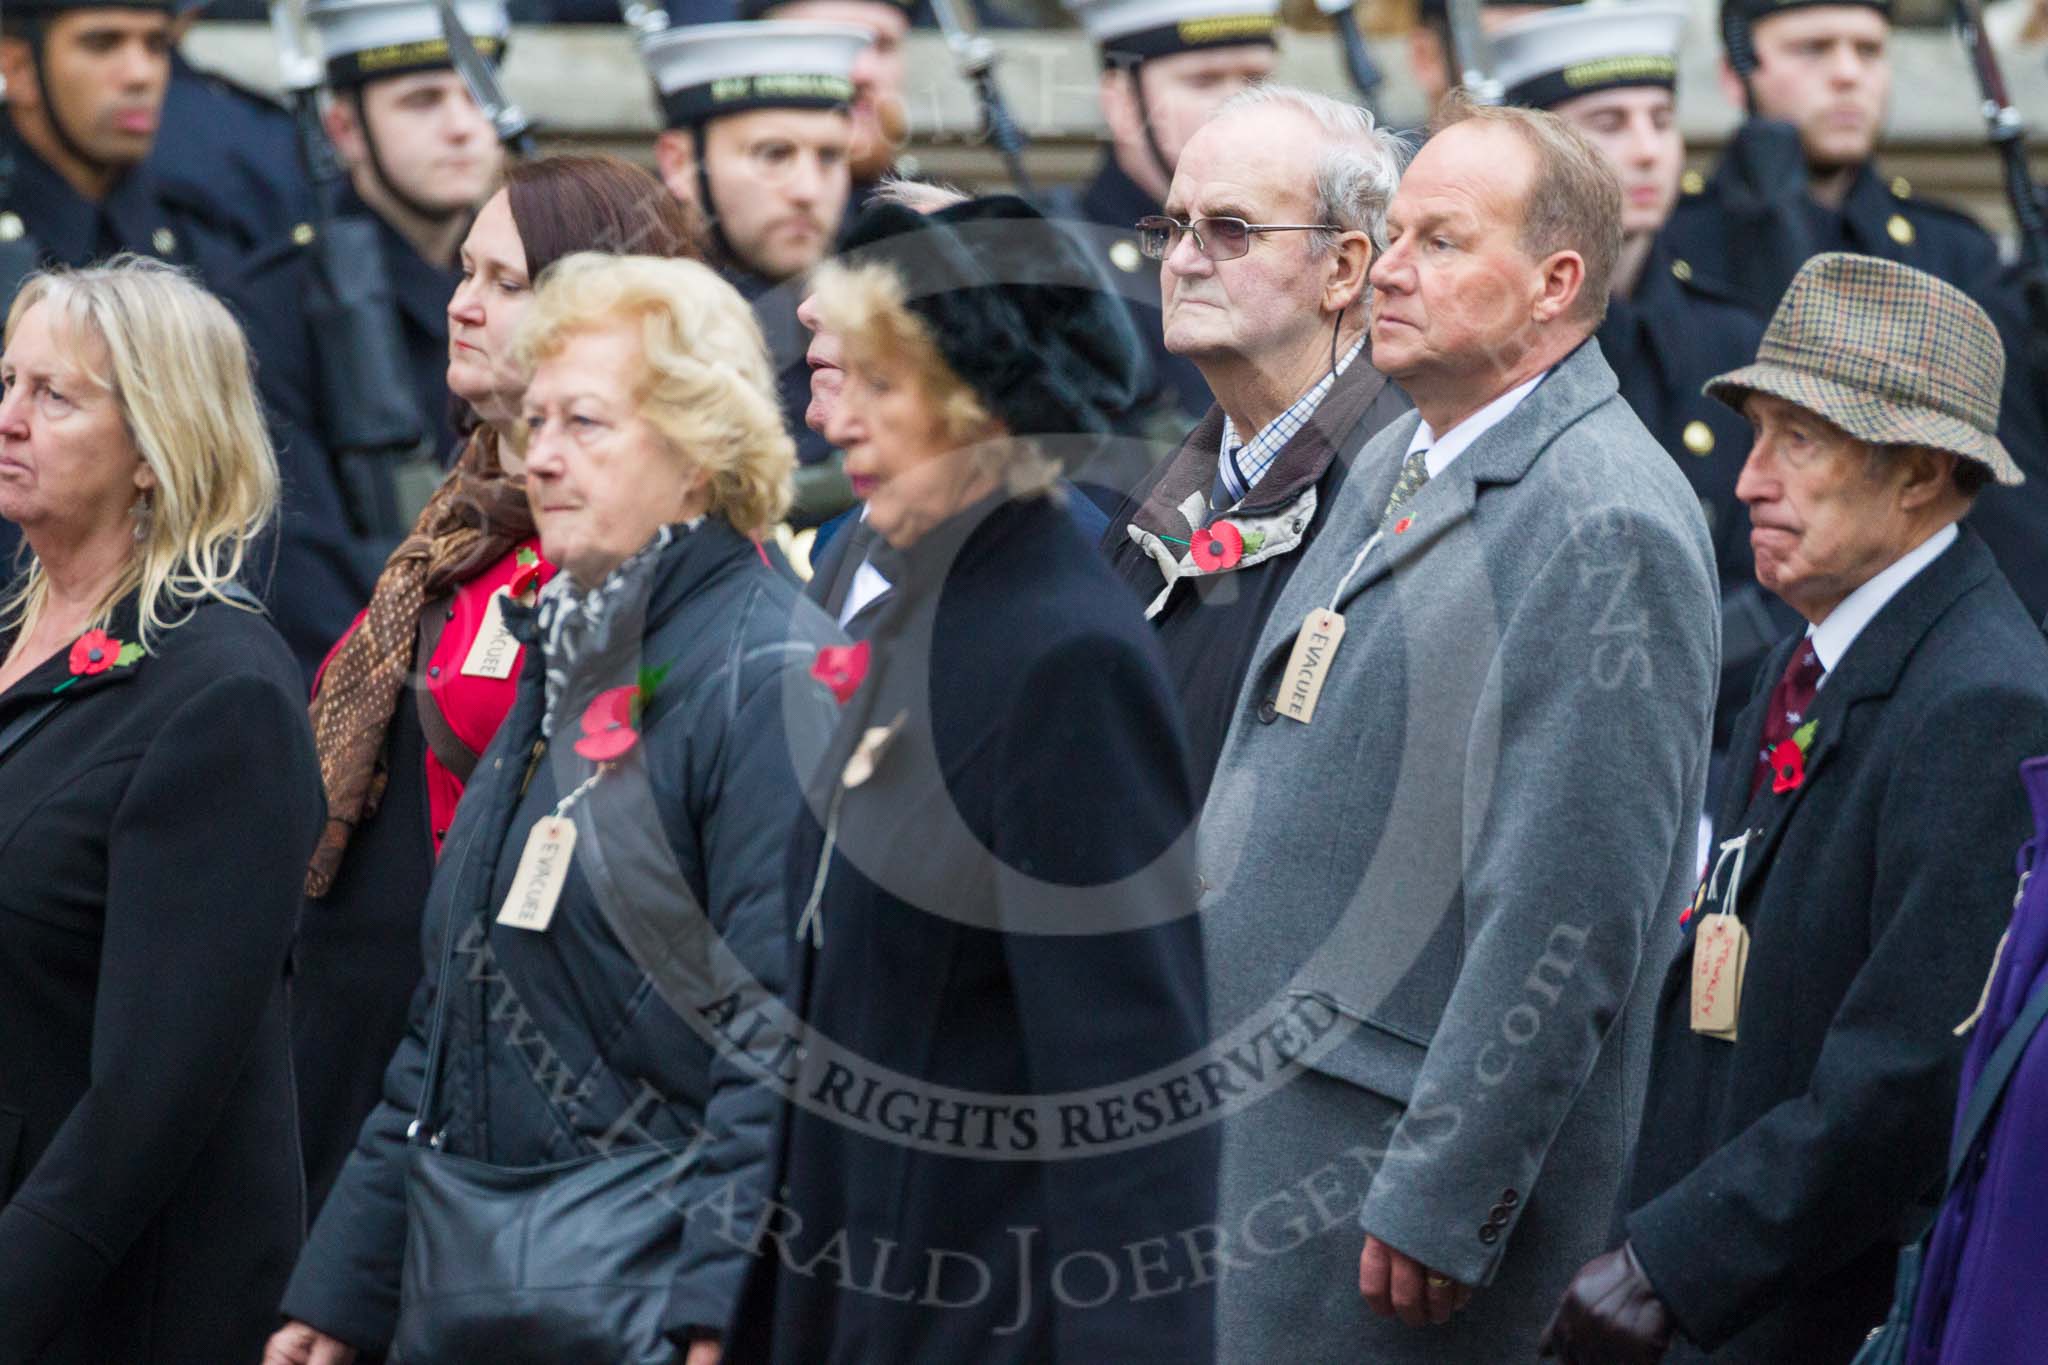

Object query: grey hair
[1210,83,1411,257]
[865,173,970,215]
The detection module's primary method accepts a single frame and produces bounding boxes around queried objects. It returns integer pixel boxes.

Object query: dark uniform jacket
[0,594,322,1364]
[1077,153,1212,425]
[1666,155,2048,620]
[280,522,840,1351]
[224,186,461,680]
[1102,356,1410,800]
[152,51,314,258]
[1624,529,2048,1364]
[1597,235,1789,750]
[726,491,1216,1365]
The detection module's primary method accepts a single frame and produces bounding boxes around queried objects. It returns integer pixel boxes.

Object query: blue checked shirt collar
[1216,337,1368,506]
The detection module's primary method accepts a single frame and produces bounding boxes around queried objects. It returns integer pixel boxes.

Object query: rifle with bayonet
[1316,0,1384,119]
[270,0,438,541]
[1440,0,1500,105]
[437,0,533,159]
[1955,0,2048,371]
[929,0,1034,196]
[0,0,48,304]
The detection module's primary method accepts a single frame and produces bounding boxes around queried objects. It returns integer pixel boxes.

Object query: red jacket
[315,538,556,852]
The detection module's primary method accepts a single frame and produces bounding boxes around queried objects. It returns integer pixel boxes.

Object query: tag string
[794,785,845,949]
[549,764,611,820]
[1327,529,1387,612]
[1704,830,1754,924]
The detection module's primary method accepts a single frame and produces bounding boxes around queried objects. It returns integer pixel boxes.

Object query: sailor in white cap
[642,20,866,290]
[1066,0,1280,424]
[1491,0,1780,774]
[219,0,508,677]
[738,0,914,210]
[641,19,869,492]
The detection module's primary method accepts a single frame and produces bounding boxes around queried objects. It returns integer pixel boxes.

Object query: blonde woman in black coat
[0,259,323,1363]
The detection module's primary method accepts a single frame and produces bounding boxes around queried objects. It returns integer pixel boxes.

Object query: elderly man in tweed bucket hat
[1541,250,2048,1365]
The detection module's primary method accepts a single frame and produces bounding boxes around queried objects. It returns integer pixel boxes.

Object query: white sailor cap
[1488,1,1689,109]
[639,20,870,130]
[1063,0,1282,65]
[306,0,510,88]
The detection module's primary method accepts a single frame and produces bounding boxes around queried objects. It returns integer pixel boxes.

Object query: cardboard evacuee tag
[460,587,524,680]
[1690,913,1749,1040]
[497,816,577,932]
[1278,609,1346,724]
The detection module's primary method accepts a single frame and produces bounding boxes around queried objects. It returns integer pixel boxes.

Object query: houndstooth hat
[1706,252,2021,485]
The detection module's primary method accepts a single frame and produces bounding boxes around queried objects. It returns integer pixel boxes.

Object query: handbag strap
[0,697,61,767]
[1943,969,2048,1192]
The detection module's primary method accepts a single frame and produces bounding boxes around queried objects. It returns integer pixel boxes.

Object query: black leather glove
[1538,1242,1675,1365]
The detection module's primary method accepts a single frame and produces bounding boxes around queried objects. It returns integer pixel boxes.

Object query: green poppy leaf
[1793,719,1818,751]
[115,642,145,667]
[1242,531,1267,555]
[516,546,540,567]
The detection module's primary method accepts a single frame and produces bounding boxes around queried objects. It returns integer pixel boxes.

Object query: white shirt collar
[1403,371,1548,479]
[1806,522,1958,676]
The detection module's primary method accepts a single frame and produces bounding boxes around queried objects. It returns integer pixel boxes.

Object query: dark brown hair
[502,153,706,283]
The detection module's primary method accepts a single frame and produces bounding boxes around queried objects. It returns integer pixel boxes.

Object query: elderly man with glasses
[1101,83,1412,801]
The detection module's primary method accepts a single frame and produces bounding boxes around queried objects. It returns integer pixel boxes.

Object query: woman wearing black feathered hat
[719,196,1218,1365]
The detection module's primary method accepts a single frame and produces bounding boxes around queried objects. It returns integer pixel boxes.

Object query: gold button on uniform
[292,222,316,246]
[1887,214,1915,247]
[1671,258,1693,283]
[1683,420,1715,455]
[151,226,177,255]
[1680,169,1705,196]
[1109,239,1143,274]
[0,212,21,243]
[1890,175,1912,199]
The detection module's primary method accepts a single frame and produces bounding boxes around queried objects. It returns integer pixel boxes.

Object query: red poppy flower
[509,547,546,599]
[68,628,119,677]
[811,641,870,705]
[1394,516,1414,535]
[1190,521,1244,572]
[1770,738,1806,794]
[574,685,641,761]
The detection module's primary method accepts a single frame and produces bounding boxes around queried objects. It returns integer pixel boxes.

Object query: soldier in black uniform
[1490,1,1788,760]
[0,0,235,563]
[150,0,314,257]
[1064,0,1277,426]
[641,19,868,525]
[740,0,913,225]
[1667,0,2048,616]
[222,0,506,677]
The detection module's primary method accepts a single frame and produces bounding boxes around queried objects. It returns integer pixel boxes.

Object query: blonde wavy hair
[2,257,277,646]
[511,253,793,538]
[805,259,1055,496]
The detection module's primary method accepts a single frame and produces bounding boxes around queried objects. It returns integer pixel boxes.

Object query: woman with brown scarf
[293,155,701,1216]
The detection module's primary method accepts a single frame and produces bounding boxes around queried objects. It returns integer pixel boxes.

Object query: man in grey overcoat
[1194,96,1722,1361]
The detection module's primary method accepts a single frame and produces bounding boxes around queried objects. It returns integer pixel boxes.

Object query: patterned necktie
[1749,643,1825,799]
[1380,447,1432,527]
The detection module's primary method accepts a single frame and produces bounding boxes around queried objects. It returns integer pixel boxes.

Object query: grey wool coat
[1195,339,1721,1363]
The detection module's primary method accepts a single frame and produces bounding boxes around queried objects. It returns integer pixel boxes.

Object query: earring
[131,492,152,543]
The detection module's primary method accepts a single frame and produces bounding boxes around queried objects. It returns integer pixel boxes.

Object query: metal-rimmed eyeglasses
[1134,215,1341,262]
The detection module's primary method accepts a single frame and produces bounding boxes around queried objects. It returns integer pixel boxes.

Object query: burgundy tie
[1750,643,1825,799]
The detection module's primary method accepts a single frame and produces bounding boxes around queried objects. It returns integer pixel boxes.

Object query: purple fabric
[1906,753,2048,1364]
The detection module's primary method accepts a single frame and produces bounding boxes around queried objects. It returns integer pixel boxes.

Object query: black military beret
[838,195,1149,440]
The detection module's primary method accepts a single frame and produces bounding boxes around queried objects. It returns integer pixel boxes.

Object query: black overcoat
[1623,529,2048,1363]
[725,492,1218,1365]
[0,594,323,1364]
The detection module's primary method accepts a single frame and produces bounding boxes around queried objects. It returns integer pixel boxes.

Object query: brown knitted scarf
[305,427,536,897]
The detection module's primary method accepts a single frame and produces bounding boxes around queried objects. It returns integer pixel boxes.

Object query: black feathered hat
[837,195,1149,439]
